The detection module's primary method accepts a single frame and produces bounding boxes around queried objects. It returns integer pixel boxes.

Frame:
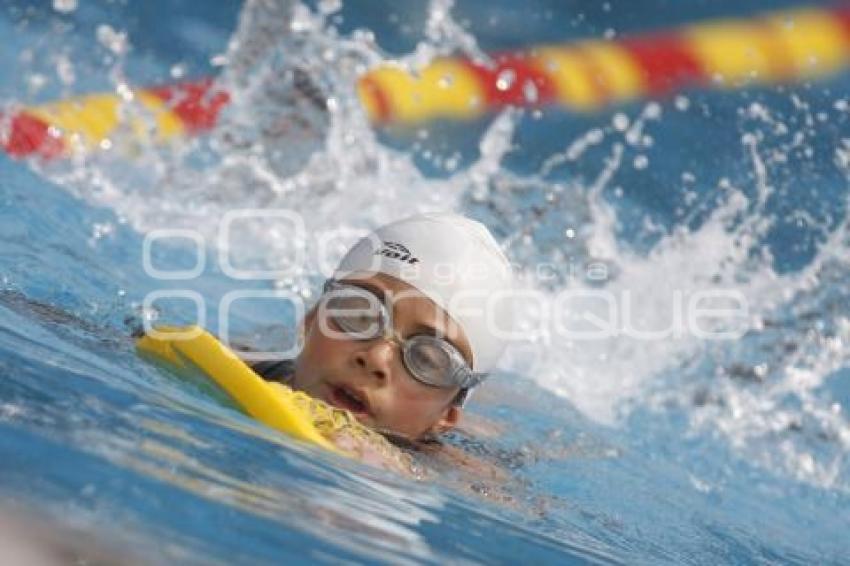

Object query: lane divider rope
[3,5,850,159]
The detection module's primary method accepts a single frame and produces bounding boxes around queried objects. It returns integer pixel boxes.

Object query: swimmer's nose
[354,340,396,382]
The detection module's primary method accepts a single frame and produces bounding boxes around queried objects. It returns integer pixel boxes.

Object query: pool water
[1,0,849,563]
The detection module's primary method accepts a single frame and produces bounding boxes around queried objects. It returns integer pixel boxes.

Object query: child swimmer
[252,212,515,444]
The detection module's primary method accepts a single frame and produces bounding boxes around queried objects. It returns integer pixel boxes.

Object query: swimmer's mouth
[329,385,371,416]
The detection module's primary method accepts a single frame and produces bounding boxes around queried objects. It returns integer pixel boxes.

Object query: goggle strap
[462,372,486,390]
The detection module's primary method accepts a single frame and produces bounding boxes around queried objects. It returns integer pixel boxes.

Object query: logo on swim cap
[374,241,420,265]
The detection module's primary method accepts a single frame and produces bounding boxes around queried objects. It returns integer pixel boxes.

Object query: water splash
[19,0,850,493]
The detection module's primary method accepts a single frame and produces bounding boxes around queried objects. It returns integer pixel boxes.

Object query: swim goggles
[319,279,483,391]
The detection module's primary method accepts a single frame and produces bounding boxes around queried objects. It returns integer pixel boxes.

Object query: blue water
[2,0,850,563]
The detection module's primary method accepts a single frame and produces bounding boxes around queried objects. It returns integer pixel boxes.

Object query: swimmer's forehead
[338,273,473,364]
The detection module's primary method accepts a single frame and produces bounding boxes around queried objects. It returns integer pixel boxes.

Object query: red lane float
[3,5,850,159]
[358,5,850,122]
[1,77,229,158]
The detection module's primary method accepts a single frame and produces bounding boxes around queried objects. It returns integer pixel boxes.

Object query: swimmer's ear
[432,405,461,435]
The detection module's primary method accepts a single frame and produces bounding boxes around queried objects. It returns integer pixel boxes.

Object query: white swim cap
[333,212,515,375]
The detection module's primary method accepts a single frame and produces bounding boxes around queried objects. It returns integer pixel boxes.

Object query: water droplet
[587,128,605,144]
[612,112,629,131]
[52,0,77,14]
[290,4,316,32]
[633,155,649,170]
[565,228,576,239]
[603,28,616,39]
[96,24,128,55]
[91,222,115,240]
[495,69,516,91]
[351,29,375,45]
[674,95,690,111]
[55,54,75,85]
[210,54,228,67]
[317,0,342,14]
[444,154,460,171]
[523,80,539,103]
[437,74,454,89]
[26,73,47,94]
[170,63,187,79]
[645,102,662,120]
[116,82,133,102]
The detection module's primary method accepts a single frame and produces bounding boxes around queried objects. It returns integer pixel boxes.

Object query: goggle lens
[320,281,477,390]
[324,287,384,339]
[403,335,457,388]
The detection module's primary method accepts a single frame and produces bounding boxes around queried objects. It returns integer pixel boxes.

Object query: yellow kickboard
[136,326,339,453]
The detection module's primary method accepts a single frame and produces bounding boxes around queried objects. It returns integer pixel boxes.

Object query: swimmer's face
[292,273,472,440]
